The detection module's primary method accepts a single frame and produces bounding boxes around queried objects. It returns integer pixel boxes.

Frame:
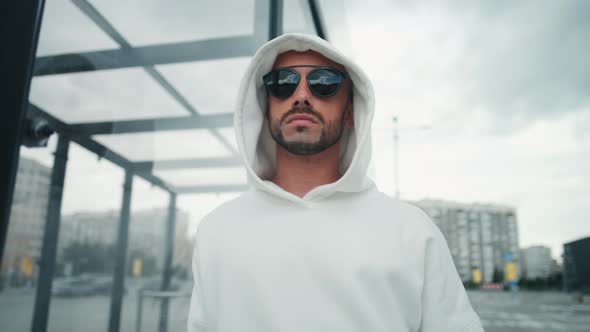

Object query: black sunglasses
[263,65,347,99]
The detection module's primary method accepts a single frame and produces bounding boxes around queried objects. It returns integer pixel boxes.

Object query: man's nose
[292,78,312,109]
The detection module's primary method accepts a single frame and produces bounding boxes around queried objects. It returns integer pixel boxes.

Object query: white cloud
[334,0,590,258]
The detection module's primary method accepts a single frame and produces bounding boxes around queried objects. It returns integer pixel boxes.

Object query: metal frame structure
[31,134,68,332]
[2,0,328,331]
[108,170,133,332]
[0,0,47,273]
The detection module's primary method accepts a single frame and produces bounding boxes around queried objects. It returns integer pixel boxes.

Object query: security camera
[22,117,55,148]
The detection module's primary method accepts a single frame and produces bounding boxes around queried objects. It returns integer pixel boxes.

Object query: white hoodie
[188,33,484,332]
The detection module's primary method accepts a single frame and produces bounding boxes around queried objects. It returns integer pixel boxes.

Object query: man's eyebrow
[270,65,348,77]
[281,65,344,69]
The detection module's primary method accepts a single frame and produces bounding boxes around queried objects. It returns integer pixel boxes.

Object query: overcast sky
[22,0,589,260]
[332,0,590,259]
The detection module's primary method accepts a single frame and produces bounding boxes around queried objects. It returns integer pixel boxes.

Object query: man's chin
[282,138,321,145]
[276,140,325,156]
[281,130,323,142]
[270,126,337,155]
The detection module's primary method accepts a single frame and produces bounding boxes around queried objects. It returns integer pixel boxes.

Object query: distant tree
[492,268,503,283]
[61,241,115,275]
[547,272,563,290]
[518,273,563,291]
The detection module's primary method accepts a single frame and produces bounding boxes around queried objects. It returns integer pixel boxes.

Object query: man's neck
[271,142,341,198]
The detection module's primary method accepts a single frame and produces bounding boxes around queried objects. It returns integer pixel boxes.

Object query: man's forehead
[272,50,346,71]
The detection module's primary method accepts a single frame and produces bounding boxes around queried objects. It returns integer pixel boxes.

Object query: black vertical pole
[0,0,46,267]
[108,170,133,332]
[269,0,283,39]
[307,0,327,40]
[31,134,69,332]
[158,192,177,332]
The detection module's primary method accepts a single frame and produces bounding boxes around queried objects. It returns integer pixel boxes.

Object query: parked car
[52,274,120,297]
[89,275,114,295]
[139,276,181,292]
[480,283,503,291]
[52,276,97,297]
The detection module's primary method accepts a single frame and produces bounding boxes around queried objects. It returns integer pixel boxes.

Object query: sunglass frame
[263,65,347,99]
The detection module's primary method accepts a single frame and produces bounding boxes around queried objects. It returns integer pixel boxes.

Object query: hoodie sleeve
[419,226,484,332]
[187,236,209,332]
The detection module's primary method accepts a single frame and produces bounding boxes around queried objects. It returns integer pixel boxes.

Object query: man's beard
[269,107,346,156]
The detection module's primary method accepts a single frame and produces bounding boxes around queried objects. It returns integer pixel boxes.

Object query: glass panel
[154,167,247,187]
[123,177,194,331]
[7,0,255,331]
[93,130,233,161]
[46,143,124,332]
[283,0,316,35]
[157,57,251,114]
[0,141,56,331]
[36,1,119,56]
[29,68,190,123]
[90,0,256,47]
[122,178,174,331]
[217,127,238,151]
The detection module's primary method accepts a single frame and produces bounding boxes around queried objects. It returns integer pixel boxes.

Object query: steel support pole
[135,291,144,332]
[269,0,283,39]
[31,135,69,332]
[158,192,177,332]
[108,170,133,332]
[307,0,327,40]
[0,0,46,268]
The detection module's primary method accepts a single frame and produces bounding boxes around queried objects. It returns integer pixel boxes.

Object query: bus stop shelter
[1,1,328,331]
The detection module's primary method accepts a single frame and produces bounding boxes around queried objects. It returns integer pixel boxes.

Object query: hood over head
[234,33,375,203]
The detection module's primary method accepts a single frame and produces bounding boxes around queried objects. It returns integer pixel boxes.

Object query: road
[1,286,588,331]
[468,290,590,332]
[0,278,191,332]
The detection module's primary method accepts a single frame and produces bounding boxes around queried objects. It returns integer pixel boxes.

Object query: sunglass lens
[264,69,299,98]
[307,68,343,97]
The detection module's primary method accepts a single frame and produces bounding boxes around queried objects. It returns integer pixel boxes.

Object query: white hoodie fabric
[188,33,484,332]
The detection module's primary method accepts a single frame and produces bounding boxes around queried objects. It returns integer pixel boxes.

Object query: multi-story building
[412,199,520,283]
[549,258,562,277]
[1,157,51,286]
[520,245,552,280]
[60,210,119,247]
[563,236,590,293]
[59,208,192,274]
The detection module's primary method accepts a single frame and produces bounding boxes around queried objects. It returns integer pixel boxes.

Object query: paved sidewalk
[467,290,590,332]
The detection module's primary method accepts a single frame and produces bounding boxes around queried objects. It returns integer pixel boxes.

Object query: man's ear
[344,103,354,129]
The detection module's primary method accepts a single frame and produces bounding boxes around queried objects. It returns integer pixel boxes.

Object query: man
[188,33,484,332]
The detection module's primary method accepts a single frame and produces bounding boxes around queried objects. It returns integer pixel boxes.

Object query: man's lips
[285,114,319,124]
